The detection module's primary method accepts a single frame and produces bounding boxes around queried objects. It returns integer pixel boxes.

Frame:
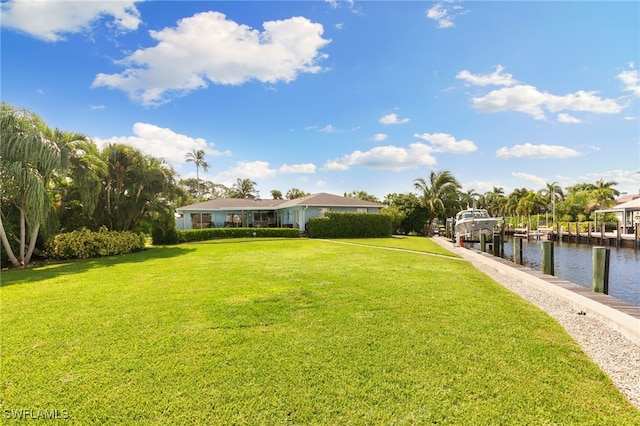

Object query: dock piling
[541,241,554,275]
[492,233,501,257]
[514,237,523,265]
[592,247,610,295]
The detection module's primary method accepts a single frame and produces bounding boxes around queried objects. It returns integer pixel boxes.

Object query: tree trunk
[19,206,26,264]
[24,222,40,266]
[0,214,21,267]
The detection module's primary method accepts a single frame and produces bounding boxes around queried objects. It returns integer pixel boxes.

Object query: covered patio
[594,197,640,235]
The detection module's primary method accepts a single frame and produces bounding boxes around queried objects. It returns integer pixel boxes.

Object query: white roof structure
[594,196,640,233]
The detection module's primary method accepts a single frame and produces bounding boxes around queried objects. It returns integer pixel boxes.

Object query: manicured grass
[332,236,460,258]
[2,239,638,424]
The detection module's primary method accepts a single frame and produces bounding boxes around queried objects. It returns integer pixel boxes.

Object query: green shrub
[46,228,146,260]
[175,227,300,243]
[308,212,392,238]
[152,227,180,245]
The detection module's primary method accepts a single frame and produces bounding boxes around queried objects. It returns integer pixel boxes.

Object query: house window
[357,208,368,213]
[318,208,330,216]
[191,213,211,228]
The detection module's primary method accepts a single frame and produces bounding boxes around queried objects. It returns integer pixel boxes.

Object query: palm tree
[285,188,309,200]
[413,170,461,236]
[481,186,506,217]
[232,178,258,199]
[516,190,546,230]
[459,188,479,209]
[586,179,620,212]
[345,190,380,203]
[540,182,564,224]
[51,131,106,231]
[185,149,210,200]
[0,103,62,267]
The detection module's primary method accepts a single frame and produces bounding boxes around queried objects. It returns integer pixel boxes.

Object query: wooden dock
[506,225,639,249]
[512,260,640,320]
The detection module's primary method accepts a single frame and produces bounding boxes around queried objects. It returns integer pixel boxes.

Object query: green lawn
[1,238,638,424]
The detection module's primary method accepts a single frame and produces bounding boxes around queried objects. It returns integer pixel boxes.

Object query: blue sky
[2,0,639,200]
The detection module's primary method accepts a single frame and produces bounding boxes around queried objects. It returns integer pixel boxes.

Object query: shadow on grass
[0,246,196,288]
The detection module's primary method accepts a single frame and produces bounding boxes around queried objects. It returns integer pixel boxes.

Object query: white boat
[454,208,502,241]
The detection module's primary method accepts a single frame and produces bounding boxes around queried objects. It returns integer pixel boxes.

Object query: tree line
[0,103,625,266]
[382,172,621,235]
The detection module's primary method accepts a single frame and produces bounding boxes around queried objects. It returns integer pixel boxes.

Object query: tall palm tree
[0,103,62,267]
[540,181,564,224]
[185,149,210,200]
[586,179,620,211]
[414,170,461,236]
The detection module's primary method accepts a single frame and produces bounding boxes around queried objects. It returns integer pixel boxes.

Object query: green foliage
[175,227,300,243]
[308,212,392,238]
[379,206,405,234]
[152,227,180,245]
[1,102,62,266]
[45,227,146,259]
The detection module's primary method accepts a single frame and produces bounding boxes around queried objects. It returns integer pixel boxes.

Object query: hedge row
[176,227,301,243]
[308,212,392,238]
[46,228,146,260]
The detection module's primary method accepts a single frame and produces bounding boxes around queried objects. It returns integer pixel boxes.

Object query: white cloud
[456,65,518,87]
[617,69,640,97]
[90,105,106,110]
[92,12,330,105]
[371,133,387,142]
[279,163,316,174]
[323,143,436,171]
[379,113,410,125]
[496,143,582,159]
[512,172,547,189]
[471,84,623,120]
[93,122,231,164]
[0,0,141,42]
[582,169,640,194]
[321,124,338,133]
[426,1,466,29]
[315,180,328,188]
[414,132,477,153]
[325,0,355,11]
[557,113,581,123]
[215,161,278,185]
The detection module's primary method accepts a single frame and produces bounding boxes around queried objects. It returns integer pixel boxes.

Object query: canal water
[501,238,640,307]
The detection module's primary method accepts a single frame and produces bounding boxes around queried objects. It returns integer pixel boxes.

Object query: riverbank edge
[432,237,640,345]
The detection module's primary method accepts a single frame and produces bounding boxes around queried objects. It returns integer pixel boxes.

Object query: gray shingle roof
[176,192,385,211]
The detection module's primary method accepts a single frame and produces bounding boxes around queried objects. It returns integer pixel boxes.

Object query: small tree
[414,170,461,236]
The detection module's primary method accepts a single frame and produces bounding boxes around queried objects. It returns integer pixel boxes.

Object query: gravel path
[436,239,640,410]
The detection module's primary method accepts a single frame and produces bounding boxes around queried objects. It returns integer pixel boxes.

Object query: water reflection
[502,238,640,307]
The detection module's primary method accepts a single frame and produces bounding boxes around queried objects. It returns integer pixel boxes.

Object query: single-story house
[175,192,387,232]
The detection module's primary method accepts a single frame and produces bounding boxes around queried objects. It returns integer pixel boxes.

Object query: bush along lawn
[1,239,639,424]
